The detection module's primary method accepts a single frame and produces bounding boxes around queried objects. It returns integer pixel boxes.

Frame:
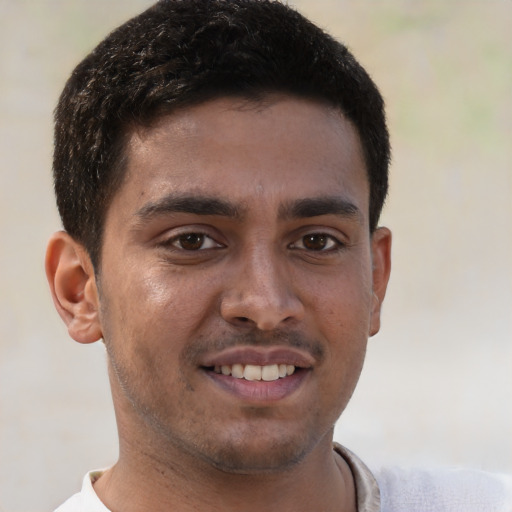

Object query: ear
[369,227,392,337]
[45,231,102,344]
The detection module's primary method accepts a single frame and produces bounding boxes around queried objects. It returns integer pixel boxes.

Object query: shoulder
[374,466,512,512]
[54,470,110,512]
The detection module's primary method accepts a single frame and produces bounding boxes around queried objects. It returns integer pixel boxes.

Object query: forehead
[114,96,369,221]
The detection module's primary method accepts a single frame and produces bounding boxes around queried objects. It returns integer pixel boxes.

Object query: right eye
[167,233,223,251]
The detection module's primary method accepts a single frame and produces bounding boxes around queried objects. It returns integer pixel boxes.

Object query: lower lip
[204,369,309,402]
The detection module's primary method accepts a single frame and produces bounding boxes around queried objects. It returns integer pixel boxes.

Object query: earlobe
[369,227,392,337]
[45,231,103,344]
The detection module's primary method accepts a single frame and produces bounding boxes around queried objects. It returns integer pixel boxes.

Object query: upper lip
[200,346,316,369]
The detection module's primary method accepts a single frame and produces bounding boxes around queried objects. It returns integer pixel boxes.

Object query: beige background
[0,1,511,511]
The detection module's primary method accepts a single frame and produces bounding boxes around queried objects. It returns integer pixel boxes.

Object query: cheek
[305,265,372,395]
[99,267,205,414]
[306,262,374,335]
[103,261,217,339]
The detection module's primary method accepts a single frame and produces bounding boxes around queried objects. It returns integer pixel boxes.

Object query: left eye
[170,233,221,251]
[291,233,340,251]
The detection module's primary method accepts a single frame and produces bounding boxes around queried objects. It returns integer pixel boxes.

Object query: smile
[213,363,296,381]
[200,346,315,400]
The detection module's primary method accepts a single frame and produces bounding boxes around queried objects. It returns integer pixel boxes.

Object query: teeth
[231,363,244,378]
[244,364,262,381]
[261,364,279,381]
[212,363,297,380]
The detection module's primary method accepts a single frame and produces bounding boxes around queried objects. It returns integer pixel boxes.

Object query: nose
[220,247,305,331]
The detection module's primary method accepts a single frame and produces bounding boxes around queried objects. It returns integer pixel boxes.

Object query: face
[96,96,390,473]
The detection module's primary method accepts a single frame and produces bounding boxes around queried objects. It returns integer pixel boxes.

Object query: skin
[46,95,391,512]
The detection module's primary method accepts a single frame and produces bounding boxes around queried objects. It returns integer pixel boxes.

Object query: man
[45,1,512,511]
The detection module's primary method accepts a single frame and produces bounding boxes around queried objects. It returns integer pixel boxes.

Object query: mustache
[182,330,325,365]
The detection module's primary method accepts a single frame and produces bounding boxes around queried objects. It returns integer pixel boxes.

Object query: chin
[206,444,308,475]
[192,424,318,475]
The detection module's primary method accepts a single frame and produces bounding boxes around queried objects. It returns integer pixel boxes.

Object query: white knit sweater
[376,466,512,512]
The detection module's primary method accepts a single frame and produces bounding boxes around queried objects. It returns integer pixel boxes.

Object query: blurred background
[0,1,510,510]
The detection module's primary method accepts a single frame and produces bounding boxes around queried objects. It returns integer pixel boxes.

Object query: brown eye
[289,233,340,252]
[169,233,222,251]
[177,233,205,250]
[302,234,334,251]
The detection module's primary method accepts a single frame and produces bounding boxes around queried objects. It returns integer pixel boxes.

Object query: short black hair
[54,0,390,268]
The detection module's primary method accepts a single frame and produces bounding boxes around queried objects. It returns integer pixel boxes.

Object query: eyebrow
[135,194,243,222]
[134,193,362,224]
[278,196,362,222]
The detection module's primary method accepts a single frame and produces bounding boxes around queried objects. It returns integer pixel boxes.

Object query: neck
[94,434,357,512]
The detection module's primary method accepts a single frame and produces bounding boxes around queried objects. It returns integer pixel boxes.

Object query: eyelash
[161,231,344,253]
[164,232,224,251]
[289,233,344,252]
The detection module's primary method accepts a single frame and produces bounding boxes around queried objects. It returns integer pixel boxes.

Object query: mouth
[199,347,314,402]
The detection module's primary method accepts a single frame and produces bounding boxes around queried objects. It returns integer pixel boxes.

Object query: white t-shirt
[55,469,109,512]
[54,445,512,512]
